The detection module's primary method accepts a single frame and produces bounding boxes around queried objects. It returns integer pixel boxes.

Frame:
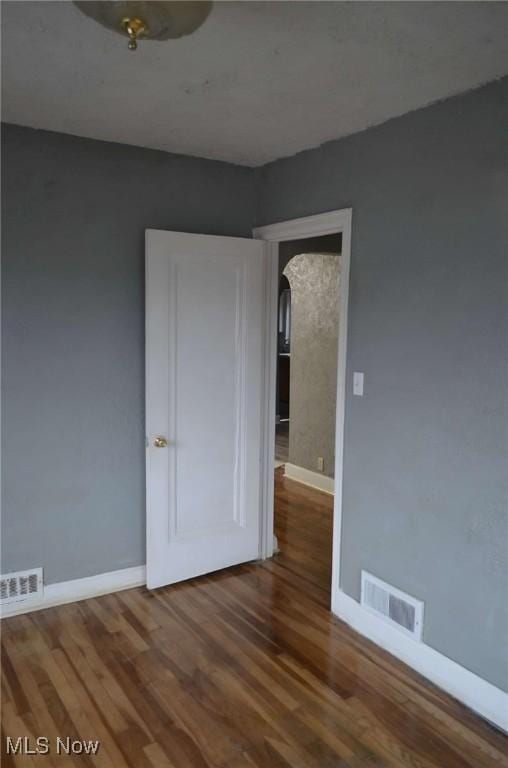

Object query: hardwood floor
[273,466,332,608]
[2,472,507,767]
[275,423,289,463]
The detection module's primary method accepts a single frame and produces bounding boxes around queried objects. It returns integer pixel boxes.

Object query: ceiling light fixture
[74,1,212,51]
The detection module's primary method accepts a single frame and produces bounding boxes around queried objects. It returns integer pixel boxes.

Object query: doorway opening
[254,208,352,616]
[275,271,291,467]
[273,234,342,603]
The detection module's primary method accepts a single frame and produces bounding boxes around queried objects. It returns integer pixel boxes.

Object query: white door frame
[253,208,352,603]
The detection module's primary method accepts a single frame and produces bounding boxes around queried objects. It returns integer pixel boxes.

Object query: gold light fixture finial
[121,16,148,50]
[74,2,212,52]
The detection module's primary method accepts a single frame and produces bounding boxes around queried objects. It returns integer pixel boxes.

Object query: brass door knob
[153,436,168,448]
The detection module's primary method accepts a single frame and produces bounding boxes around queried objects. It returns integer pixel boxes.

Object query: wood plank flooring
[275,424,289,463]
[273,467,332,608]
[2,470,507,767]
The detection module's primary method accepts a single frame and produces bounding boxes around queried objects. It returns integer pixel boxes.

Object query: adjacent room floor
[1,473,506,767]
[275,422,289,468]
[273,466,332,606]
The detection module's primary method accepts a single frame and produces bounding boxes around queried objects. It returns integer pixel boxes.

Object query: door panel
[145,230,265,589]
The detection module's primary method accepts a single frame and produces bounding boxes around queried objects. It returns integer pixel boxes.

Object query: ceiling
[2,1,507,166]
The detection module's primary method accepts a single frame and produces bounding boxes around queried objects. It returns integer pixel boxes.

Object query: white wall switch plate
[353,372,364,396]
[317,457,324,472]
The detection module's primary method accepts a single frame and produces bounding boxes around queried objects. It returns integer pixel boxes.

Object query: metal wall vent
[0,568,43,606]
[361,571,424,641]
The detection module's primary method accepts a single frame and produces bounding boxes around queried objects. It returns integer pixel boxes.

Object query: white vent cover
[361,571,424,641]
[0,568,43,606]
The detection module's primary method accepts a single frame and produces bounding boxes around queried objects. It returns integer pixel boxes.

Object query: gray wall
[2,77,507,693]
[1,124,256,584]
[284,253,340,478]
[257,77,508,692]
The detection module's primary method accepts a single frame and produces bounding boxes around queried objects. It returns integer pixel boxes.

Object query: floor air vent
[0,568,43,606]
[361,571,424,641]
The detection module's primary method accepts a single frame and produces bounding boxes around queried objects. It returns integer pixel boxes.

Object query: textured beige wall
[284,253,340,478]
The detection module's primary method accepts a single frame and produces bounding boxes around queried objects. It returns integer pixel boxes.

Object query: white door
[145,229,265,589]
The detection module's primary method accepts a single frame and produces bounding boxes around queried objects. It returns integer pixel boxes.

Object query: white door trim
[253,209,352,592]
[257,240,280,560]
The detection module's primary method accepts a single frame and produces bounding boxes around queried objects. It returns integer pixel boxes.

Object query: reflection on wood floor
[1,470,506,767]
[274,465,332,607]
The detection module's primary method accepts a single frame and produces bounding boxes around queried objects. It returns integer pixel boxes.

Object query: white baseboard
[332,589,508,733]
[284,462,334,494]
[0,565,146,619]
[4,565,504,733]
